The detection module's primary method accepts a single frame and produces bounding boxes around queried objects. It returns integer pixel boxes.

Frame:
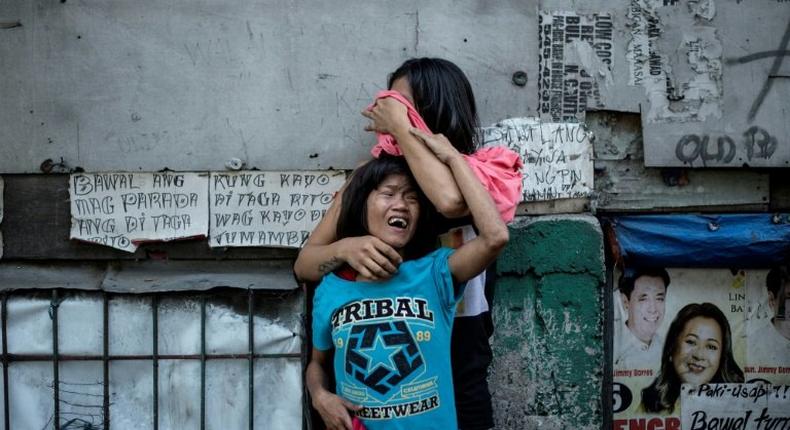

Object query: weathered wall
[490,215,605,429]
[0,0,536,173]
[2,0,789,428]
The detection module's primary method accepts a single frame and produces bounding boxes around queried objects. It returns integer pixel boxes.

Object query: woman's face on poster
[671,316,723,386]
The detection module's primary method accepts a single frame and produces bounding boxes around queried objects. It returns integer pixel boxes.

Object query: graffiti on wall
[673,126,778,167]
[636,1,790,167]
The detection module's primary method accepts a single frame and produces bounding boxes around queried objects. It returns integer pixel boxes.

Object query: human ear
[620,293,630,312]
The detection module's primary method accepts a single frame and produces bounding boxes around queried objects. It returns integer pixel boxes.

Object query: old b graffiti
[675,126,777,166]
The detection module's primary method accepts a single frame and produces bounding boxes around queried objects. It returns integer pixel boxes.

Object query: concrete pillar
[490,215,605,429]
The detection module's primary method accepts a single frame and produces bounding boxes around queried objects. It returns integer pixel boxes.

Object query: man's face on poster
[622,275,667,344]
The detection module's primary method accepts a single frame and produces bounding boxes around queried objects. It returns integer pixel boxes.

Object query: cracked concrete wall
[491,215,605,429]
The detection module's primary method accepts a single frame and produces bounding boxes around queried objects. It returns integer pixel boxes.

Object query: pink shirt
[369,90,523,222]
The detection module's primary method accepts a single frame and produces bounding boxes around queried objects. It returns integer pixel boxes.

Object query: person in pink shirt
[296,58,521,430]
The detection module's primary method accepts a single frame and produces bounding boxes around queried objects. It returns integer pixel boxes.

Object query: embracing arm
[363,98,469,218]
[390,126,469,218]
[306,349,361,430]
[293,176,402,282]
[412,128,509,282]
[293,194,344,282]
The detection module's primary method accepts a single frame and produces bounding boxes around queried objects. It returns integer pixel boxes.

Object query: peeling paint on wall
[491,216,604,429]
[640,2,789,167]
[688,0,716,21]
[627,0,722,124]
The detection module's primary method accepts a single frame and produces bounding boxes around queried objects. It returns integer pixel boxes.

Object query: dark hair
[766,266,788,297]
[388,58,480,154]
[641,303,744,413]
[618,268,671,299]
[336,156,436,259]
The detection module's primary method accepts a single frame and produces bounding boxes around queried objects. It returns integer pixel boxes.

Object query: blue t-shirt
[312,248,463,430]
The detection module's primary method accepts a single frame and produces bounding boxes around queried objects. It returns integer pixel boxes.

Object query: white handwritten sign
[482,118,593,202]
[682,384,790,430]
[209,171,346,248]
[69,173,209,252]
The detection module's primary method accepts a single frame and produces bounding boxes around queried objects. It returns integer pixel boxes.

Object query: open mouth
[688,363,706,373]
[387,216,409,230]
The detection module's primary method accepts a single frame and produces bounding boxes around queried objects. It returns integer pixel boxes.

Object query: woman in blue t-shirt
[306,148,508,430]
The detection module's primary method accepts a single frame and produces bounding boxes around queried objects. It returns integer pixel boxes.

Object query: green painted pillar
[490,215,605,429]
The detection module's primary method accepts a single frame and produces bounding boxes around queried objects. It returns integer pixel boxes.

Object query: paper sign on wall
[682,384,790,430]
[209,171,345,248]
[538,12,614,122]
[69,172,209,252]
[482,118,593,202]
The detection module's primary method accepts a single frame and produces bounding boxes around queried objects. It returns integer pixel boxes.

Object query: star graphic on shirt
[359,334,401,372]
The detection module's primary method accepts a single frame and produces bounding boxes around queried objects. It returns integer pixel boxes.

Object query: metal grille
[0,289,303,430]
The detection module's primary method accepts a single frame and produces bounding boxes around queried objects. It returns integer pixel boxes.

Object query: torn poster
[482,118,593,202]
[69,172,209,252]
[209,171,346,248]
[626,0,722,124]
[538,11,614,122]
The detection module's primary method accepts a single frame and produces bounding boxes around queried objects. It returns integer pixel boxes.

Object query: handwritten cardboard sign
[482,117,593,202]
[681,384,790,430]
[69,172,209,252]
[209,171,345,248]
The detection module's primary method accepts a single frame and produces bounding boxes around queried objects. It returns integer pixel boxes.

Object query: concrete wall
[0,0,535,173]
[490,215,605,429]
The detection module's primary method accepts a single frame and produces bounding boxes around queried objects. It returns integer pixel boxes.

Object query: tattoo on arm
[318,257,341,275]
